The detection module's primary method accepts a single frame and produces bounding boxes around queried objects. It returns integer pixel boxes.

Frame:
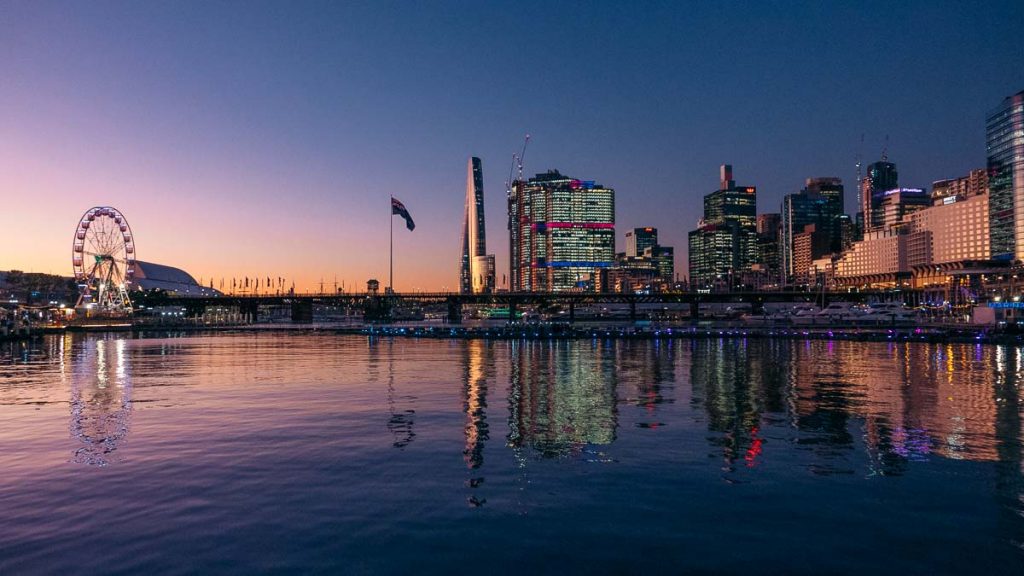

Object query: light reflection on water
[0,333,1022,573]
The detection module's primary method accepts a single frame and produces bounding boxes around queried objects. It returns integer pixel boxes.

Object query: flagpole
[389,197,393,292]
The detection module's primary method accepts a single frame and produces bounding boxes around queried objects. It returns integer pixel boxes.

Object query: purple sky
[2,0,1022,290]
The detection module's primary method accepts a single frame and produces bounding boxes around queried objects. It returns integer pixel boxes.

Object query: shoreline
[4,320,1020,346]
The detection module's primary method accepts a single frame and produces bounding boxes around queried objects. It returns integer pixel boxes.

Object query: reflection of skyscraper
[506,341,617,455]
[615,340,678,428]
[688,339,773,471]
[460,157,495,293]
[463,340,491,469]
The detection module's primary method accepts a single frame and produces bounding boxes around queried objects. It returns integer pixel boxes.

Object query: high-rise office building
[756,213,781,238]
[688,224,742,291]
[643,245,675,282]
[460,157,495,293]
[861,160,899,232]
[780,178,844,280]
[755,213,782,283]
[508,170,615,292]
[687,165,757,290]
[987,90,1024,261]
[625,227,658,258]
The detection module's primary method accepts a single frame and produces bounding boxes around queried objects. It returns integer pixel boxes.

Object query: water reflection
[69,337,133,466]
[463,340,492,506]
[367,338,416,449]
[616,340,677,429]
[2,333,1023,571]
[506,340,618,458]
[690,339,783,474]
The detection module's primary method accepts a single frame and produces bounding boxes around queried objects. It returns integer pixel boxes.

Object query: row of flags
[198,277,295,290]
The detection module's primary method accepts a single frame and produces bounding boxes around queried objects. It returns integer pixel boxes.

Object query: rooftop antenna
[881,134,889,162]
[855,133,864,212]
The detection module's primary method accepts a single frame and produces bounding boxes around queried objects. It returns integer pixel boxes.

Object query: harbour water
[1,333,1022,573]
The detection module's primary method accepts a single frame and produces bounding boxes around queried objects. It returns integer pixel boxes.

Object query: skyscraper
[780,177,844,280]
[687,165,758,290]
[861,160,899,232]
[756,213,782,282]
[987,90,1024,261]
[460,157,495,293]
[625,227,658,258]
[508,170,615,292]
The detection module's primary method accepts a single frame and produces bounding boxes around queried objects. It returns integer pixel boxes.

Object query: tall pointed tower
[460,157,495,293]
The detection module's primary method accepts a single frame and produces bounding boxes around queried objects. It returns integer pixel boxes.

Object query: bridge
[136,290,926,324]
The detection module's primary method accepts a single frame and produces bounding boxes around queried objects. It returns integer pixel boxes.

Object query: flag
[391,197,415,231]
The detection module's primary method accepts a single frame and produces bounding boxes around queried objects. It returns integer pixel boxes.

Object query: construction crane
[505,134,531,194]
[517,134,530,181]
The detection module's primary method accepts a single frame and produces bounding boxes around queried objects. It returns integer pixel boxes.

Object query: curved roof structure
[133,261,222,297]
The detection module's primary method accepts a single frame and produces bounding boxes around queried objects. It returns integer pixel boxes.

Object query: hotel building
[833,171,990,288]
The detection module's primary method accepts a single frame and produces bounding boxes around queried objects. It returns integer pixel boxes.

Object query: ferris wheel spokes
[72,206,136,315]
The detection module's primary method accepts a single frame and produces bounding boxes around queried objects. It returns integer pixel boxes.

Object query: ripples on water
[0,333,1022,573]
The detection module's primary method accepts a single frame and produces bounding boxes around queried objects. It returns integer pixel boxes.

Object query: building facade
[791,224,832,282]
[932,169,988,204]
[780,178,844,280]
[874,188,931,230]
[460,157,495,293]
[834,181,992,288]
[612,228,674,292]
[907,190,990,264]
[508,170,615,292]
[861,160,899,233]
[833,229,925,286]
[687,165,757,290]
[625,227,658,258]
[688,223,743,291]
[987,90,1024,261]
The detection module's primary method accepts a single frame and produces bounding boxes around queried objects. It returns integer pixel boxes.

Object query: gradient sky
[2,0,1022,291]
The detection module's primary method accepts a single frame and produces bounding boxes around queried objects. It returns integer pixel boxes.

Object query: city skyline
[2,1,1022,291]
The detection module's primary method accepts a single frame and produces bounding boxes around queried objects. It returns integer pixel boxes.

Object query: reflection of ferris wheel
[72,206,136,314]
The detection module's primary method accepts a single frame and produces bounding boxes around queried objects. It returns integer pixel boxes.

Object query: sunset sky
[2,1,1022,291]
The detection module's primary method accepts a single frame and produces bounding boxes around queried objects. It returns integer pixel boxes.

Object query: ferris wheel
[72,206,136,314]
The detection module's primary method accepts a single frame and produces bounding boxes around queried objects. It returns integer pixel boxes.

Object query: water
[1,333,1022,574]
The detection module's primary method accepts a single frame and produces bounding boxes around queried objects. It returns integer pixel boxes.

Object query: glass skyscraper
[987,90,1024,261]
[780,177,844,280]
[861,161,898,232]
[460,157,494,293]
[625,227,658,258]
[687,165,758,290]
[508,170,615,292]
